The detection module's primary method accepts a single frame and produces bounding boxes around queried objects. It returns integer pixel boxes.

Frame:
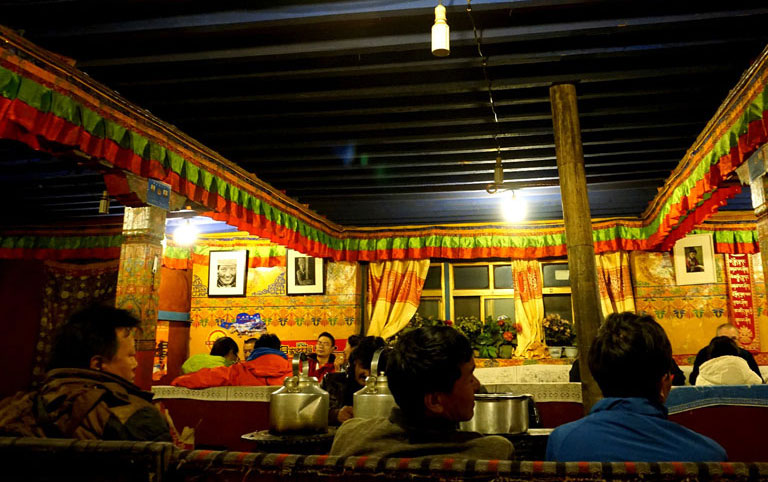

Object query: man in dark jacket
[689,323,761,385]
[0,305,171,441]
[322,336,385,425]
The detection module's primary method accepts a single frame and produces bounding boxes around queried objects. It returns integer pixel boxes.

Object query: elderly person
[695,336,764,386]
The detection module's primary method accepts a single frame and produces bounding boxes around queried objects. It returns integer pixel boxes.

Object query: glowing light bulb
[173,220,198,246]
[501,191,527,223]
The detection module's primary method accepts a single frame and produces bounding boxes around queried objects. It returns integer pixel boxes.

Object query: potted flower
[542,313,575,358]
[496,314,517,358]
[455,316,483,355]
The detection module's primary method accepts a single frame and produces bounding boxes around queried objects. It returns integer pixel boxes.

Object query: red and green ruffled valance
[0,25,767,261]
[163,236,286,270]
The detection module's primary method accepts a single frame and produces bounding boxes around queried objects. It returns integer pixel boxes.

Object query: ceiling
[1,0,767,228]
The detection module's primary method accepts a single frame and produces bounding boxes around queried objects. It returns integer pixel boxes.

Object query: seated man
[322,335,385,425]
[689,323,761,385]
[307,332,336,380]
[546,312,726,462]
[330,326,513,460]
[172,333,291,388]
[0,305,171,441]
[243,337,258,360]
[695,336,764,386]
[181,336,239,374]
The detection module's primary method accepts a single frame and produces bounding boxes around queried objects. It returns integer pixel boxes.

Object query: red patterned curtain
[31,260,119,381]
[366,260,430,339]
[596,251,636,316]
[513,259,548,359]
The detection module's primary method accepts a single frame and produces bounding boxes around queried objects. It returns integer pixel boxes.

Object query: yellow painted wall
[632,251,767,358]
[188,259,362,358]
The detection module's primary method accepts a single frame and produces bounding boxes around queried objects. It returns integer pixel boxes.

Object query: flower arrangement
[496,314,517,346]
[543,313,575,346]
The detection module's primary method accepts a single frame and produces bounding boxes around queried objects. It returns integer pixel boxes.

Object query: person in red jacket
[307,332,337,381]
[172,334,291,388]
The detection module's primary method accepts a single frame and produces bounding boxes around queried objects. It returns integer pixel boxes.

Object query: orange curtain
[513,259,548,359]
[596,251,636,316]
[366,259,430,340]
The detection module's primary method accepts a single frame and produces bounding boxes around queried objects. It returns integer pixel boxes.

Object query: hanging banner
[725,254,760,352]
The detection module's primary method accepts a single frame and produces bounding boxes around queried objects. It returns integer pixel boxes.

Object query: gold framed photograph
[208,250,248,296]
[286,249,324,295]
[673,233,716,285]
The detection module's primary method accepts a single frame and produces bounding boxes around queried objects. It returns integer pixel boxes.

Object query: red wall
[0,260,45,398]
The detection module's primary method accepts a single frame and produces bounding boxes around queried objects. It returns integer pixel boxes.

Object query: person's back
[330,325,512,460]
[0,305,171,441]
[689,324,762,385]
[546,312,725,462]
[181,336,239,374]
[695,336,763,386]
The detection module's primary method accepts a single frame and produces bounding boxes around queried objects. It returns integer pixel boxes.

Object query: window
[415,260,572,323]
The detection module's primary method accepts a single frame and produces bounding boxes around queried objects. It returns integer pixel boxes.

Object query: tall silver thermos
[269,353,329,434]
[353,348,398,419]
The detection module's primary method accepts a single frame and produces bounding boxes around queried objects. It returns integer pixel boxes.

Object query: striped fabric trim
[1,27,767,261]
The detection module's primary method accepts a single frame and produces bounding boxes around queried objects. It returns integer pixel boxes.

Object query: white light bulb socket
[432,4,450,57]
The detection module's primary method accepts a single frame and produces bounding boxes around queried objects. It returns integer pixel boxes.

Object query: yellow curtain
[596,250,636,316]
[366,259,430,340]
[513,259,549,359]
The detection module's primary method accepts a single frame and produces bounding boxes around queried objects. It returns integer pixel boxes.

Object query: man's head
[210,336,239,363]
[387,326,478,422]
[347,336,386,386]
[316,332,335,358]
[716,323,740,346]
[243,338,258,359]
[48,305,140,383]
[342,334,362,365]
[217,260,237,287]
[588,312,674,404]
[256,333,282,350]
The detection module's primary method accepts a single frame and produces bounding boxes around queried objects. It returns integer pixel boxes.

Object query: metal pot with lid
[459,393,539,435]
[269,353,329,434]
[353,347,398,419]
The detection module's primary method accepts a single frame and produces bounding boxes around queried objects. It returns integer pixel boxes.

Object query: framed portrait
[673,233,716,285]
[208,250,248,296]
[286,249,324,295]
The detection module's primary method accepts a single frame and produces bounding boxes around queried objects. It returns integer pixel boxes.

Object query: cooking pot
[458,393,538,435]
[353,348,398,419]
[269,353,329,434]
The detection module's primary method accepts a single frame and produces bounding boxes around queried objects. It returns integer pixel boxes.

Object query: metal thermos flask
[269,353,329,434]
[353,348,398,419]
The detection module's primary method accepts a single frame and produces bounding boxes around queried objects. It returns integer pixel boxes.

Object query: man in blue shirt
[546,312,726,462]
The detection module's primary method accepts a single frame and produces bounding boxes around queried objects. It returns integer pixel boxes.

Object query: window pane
[542,263,570,287]
[417,299,441,319]
[454,266,489,290]
[423,266,442,290]
[484,298,515,323]
[493,265,513,289]
[543,294,572,321]
[454,296,481,319]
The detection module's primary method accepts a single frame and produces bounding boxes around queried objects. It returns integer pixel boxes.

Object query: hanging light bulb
[173,219,199,246]
[431,2,450,57]
[501,190,527,223]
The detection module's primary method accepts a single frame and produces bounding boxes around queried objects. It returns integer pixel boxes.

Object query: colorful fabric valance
[1,26,767,262]
[163,236,286,270]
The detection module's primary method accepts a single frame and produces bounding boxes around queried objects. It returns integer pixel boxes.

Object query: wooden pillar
[550,83,602,413]
[116,206,166,390]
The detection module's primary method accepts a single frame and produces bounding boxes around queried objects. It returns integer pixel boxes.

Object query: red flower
[503,331,515,342]
[444,319,453,326]
[515,323,523,333]
[498,319,505,327]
